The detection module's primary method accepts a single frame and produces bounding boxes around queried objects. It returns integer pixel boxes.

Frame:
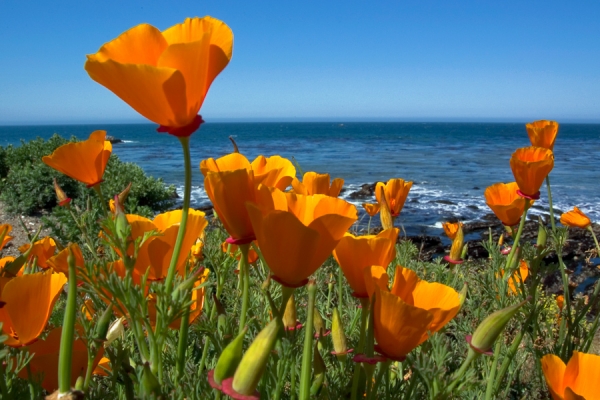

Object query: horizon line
[2,116,600,127]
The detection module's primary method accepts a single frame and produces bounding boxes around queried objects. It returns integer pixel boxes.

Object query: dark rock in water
[430,199,456,205]
[170,190,180,199]
[466,242,489,259]
[106,135,123,144]
[347,183,377,199]
[410,198,419,203]
[467,205,479,210]
[463,219,500,232]
[482,213,499,222]
[198,204,214,214]
[473,187,480,190]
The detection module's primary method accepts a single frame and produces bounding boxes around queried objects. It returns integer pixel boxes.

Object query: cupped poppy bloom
[375,178,413,217]
[526,120,559,151]
[332,228,399,298]
[366,266,460,361]
[484,182,529,227]
[499,260,529,296]
[291,172,344,197]
[200,153,296,242]
[0,224,13,249]
[541,351,600,400]
[509,146,554,200]
[20,327,101,393]
[18,237,56,269]
[85,17,233,136]
[0,269,67,347]
[442,222,463,241]
[133,209,208,280]
[362,203,380,217]
[246,186,358,287]
[560,207,592,229]
[42,130,112,188]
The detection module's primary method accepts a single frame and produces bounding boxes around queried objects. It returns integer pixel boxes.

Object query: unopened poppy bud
[105,317,125,347]
[93,304,114,343]
[458,283,468,308]
[445,224,464,264]
[313,307,327,337]
[53,178,71,207]
[331,307,351,361]
[498,233,504,247]
[310,341,326,396]
[461,243,468,260]
[75,376,84,390]
[171,267,207,302]
[261,273,271,291]
[210,326,247,388]
[283,294,301,331]
[468,298,529,354]
[536,217,547,249]
[226,319,280,397]
[113,195,129,243]
[140,362,161,397]
[378,186,394,230]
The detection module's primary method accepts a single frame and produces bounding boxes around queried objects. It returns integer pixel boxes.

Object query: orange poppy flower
[46,243,85,277]
[0,224,13,249]
[18,237,57,268]
[0,257,15,271]
[0,270,67,347]
[560,207,592,229]
[93,357,112,377]
[200,153,295,242]
[505,260,529,295]
[366,266,460,361]
[332,228,398,298]
[133,209,208,280]
[541,351,600,400]
[526,120,559,151]
[442,222,463,240]
[246,186,357,287]
[20,327,100,393]
[85,17,233,136]
[291,172,344,197]
[509,146,554,199]
[362,203,380,217]
[484,182,528,227]
[221,241,259,264]
[375,179,413,217]
[42,130,112,188]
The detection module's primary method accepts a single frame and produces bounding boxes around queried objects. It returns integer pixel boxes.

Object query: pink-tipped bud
[210,326,247,389]
[283,294,301,331]
[468,298,529,354]
[331,307,352,361]
[53,178,71,207]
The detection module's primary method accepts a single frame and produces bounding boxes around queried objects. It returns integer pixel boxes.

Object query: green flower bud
[313,306,325,337]
[229,319,280,396]
[331,307,350,362]
[537,216,547,250]
[212,326,247,386]
[310,342,326,396]
[93,304,114,343]
[468,298,529,354]
[140,362,161,397]
[458,283,468,308]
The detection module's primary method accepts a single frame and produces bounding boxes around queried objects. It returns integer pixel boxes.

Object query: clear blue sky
[1,1,599,124]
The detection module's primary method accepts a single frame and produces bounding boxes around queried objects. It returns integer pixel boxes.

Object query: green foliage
[0,134,176,246]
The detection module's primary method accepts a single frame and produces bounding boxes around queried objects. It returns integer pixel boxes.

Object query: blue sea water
[1,122,599,237]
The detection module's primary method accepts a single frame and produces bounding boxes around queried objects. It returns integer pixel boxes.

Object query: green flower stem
[367,360,391,400]
[367,216,372,235]
[0,361,9,399]
[165,136,192,293]
[92,184,109,217]
[545,176,556,232]
[445,348,478,394]
[58,248,78,395]
[589,225,600,256]
[299,281,317,400]
[351,297,370,400]
[337,268,344,311]
[238,243,251,334]
[484,340,502,400]
[505,199,530,271]
[176,296,191,380]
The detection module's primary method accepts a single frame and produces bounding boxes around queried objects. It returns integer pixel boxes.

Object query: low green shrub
[0,134,176,246]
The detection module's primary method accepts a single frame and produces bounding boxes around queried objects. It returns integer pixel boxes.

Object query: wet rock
[347,183,377,199]
[430,199,456,205]
[106,135,123,144]
[399,235,444,261]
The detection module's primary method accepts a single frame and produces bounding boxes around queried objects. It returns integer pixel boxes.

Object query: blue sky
[1,1,599,124]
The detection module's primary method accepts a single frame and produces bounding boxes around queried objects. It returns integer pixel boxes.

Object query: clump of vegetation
[0,134,176,244]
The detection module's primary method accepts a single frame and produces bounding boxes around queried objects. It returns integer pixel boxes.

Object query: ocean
[1,122,599,238]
